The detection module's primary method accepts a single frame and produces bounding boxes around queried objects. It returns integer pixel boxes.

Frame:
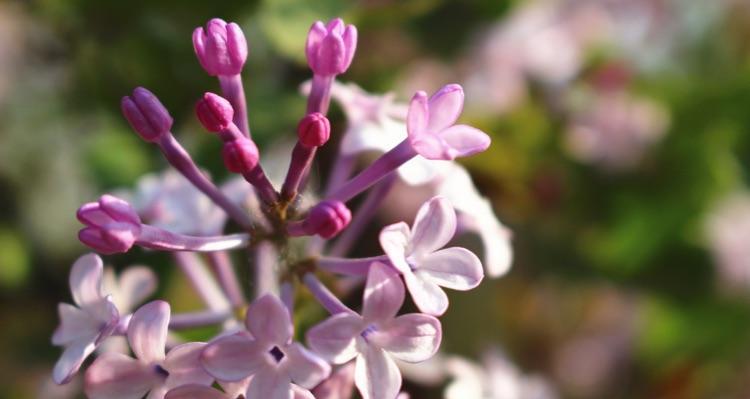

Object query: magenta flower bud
[121,87,174,142]
[77,194,141,254]
[297,112,331,147]
[193,18,248,76]
[306,200,351,239]
[305,18,357,77]
[222,138,259,174]
[196,92,234,132]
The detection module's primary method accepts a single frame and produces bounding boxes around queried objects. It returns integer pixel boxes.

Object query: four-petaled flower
[201,294,331,399]
[52,254,120,384]
[407,84,491,161]
[85,301,213,399]
[307,262,442,399]
[380,196,484,315]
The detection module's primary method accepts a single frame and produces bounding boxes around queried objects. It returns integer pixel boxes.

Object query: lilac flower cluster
[52,16,506,399]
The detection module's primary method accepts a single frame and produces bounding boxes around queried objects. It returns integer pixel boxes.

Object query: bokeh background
[3,0,750,398]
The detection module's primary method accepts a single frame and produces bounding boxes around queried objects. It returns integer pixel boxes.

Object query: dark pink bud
[193,18,248,76]
[121,87,173,142]
[196,92,234,132]
[77,194,141,254]
[297,112,330,147]
[305,18,357,76]
[222,138,259,174]
[305,200,351,239]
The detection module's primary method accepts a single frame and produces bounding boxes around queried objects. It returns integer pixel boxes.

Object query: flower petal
[128,300,170,363]
[84,352,157,399]
[164,342,214,389]
[437,124,491,158]
[117,266,158,311]
[292,385,316,399]
[354,345,401,399]
[406,91,428,139]
[311,362,356,399]
[284,343,331,389]
[70,253,105,308]
[426,84,464,132]
[245,368,293,399]
[403,273,449,316]
[378,314,441,363]
[306,313,363,364]
[53,338,97,384]
[246,294,293,345]
[362,262,404,322]
[201,332,264,382]
[52,303,99,345]
[410,196,456,256]
[379,222,412,274]
[417,247,484,290]
[165,385,229,399]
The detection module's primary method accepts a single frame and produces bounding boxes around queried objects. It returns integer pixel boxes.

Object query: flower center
[269,346,285,363]
[154,364,170,378]
[360,324,378,343]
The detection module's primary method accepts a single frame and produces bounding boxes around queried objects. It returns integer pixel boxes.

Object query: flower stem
[219,74,250,137]
[302,273,352,314]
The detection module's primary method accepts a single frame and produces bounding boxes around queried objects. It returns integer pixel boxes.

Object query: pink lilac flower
[305,18,357,78]
[307,262,442,399]
[311,362,355,399]
[164,383,315,399]
[85,301,213,399]
[705,193,750,290]
[52,254,119,384]
[201,294,331,399]
[380,196,484,315]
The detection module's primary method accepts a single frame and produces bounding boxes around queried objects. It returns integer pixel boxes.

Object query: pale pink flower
[705,193,750,290]
[380,196,484,315]
[307,262,442,399]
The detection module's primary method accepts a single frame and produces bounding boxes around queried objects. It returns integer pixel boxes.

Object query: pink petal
[118,266,158,310]
[354,345,401,399]
[306,313,363,364]
[218,377,250,398]
[417,247,484,290]
[128,300,170,363]
[284,343,331,389]
[53,338,97,384]
[245,294,293,345]
[378,314,441,363]
[88,297,120,343]
[406,91,429,139]
[165,385,229,399]
[52,303,99,345]
[292,385,316,399]
[70,253,105,308]
[410,196,456,256]
[164,342,214,389]
[426,84,464,132]
[404,273,449,316]
[410,135,451,160]
[379,222,412,274]
[318,34,346,75]
[201,332,264,382]
[245,368,293,399]
[305,22,327,64]
[362,262,405,323]
[437,124,491,158]
[84,352,157,399]
[341,25,358,70]
[311,362,356,399]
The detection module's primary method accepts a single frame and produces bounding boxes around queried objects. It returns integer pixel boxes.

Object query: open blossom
[380,196,484,315]
[201,294,331,399]
[52,254,119,384]
[85,301,213,399]
[307,263,442,399]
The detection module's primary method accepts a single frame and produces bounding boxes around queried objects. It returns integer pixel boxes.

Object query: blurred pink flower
[705,193,750,290]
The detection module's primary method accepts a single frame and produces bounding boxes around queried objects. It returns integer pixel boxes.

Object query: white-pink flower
[52,254,119,384]
[380,196,484,315]
[200,294,331,399]
[406,84,491,161]
[307,262,442,399]
[84,301,213,399]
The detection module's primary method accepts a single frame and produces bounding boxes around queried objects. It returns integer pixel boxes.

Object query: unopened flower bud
[121,87,173,142]
[305,18,357,77]
[297,112,331,147]
[222,138,259,174]
[196,92,234,132]
[77,195,141,254]
[193,18,248,76]
[305,200,351,238]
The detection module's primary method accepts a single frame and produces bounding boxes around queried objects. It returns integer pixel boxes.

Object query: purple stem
[219,74,250,137]
[324,152,356,197]
[137,225,250,252]
[302,273,352,315]
[172,252,231,311]
[253,241,278,298]
[156,132,254,231]
[307,74,334,115]
[327,139,416,203]
[280,281,294,314]
[281,143,316,202]
[242,165,279,205]
[316,255,388,276]
[329,173,396,257]
[169,309,234,329]
[206,251,245,307]
[286,220,308,237]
